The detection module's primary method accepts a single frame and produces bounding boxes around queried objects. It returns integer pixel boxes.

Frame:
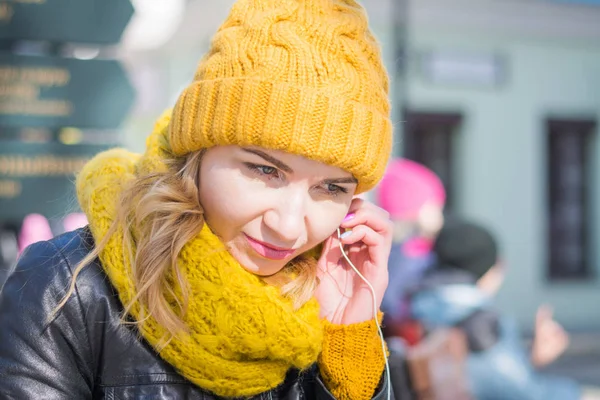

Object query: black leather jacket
[0,229,392,400]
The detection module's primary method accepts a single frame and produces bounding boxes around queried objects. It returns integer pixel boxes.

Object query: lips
[243,234,296,261]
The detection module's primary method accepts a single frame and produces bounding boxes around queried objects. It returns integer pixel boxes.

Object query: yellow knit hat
[169,0,391,193]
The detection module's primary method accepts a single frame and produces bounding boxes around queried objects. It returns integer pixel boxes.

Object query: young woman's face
[198,145,357,276]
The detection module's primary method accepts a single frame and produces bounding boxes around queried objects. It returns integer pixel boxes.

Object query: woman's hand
[314,198,393,325]
[531,305,570,368]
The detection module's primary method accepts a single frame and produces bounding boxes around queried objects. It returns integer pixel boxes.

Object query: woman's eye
[324,184,348,196]
[257,166,277,175]
[245,163,280,179]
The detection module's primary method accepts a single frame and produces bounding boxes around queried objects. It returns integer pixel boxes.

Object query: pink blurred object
[377,158,446,220]
[18,214,53,253]
[63,213,88,232]
[403,236,434,257]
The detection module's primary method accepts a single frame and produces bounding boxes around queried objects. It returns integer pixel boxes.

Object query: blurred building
[398,0,600,333]
[119,0,600,332]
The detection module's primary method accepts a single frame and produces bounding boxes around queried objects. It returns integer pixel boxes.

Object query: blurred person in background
[61,213,88,233]
[410,220,583,400]
[376,158,446,343]
[0,1,399,399]
[17,214,54,254]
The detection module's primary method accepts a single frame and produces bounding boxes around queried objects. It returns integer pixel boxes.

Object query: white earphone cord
[336,228,391,400]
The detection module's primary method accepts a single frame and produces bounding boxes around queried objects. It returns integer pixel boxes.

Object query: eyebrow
[241,148,294,173]
[241,148,358,185]
[323,177,358,185]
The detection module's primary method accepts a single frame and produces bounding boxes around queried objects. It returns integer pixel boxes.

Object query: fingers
[335,198,393,270]
[340,198,393,237]
[339,225,389,270]
[543,319,569,341]
[345,198,390,222]
[535,305,569,346]
[339,224,384,248]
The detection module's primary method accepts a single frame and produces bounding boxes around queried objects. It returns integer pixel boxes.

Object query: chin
[236,255,286,277]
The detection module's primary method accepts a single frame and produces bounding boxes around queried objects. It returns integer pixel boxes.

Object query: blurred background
[1,0,599,395]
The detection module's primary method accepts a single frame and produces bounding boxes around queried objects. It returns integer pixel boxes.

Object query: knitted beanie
[433,220,499,280]
[376,158,446,220]
[169,0,392,193]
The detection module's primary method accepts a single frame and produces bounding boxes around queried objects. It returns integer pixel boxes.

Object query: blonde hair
[56,150,319,337]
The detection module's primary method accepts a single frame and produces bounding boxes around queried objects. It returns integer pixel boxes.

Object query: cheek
[199,169,269,239]
[199,170,248,236]
[306,201,350,245]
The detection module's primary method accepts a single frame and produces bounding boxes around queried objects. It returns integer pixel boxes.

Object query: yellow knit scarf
[76,113,324,398]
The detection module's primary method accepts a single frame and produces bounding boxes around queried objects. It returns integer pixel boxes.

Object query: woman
[0,0,394,399]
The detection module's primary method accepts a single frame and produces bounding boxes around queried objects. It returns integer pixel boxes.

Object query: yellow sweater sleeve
[318,313,387,400]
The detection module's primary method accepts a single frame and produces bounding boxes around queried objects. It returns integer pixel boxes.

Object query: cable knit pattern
[319,312,388,400]
[169,0,392,193]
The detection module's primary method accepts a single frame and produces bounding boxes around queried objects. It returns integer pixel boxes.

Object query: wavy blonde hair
[57,149,319,337]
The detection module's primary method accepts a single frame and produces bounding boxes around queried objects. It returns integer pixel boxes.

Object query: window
[403,112,462,209]
[547,118,596,280]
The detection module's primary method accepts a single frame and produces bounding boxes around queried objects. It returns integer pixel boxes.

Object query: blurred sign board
[0,141,111,224]
[0,54,135,129]
[0,0,134,45]
[420,51,506,88]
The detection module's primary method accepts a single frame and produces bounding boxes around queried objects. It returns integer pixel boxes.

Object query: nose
[263,187,308,245]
